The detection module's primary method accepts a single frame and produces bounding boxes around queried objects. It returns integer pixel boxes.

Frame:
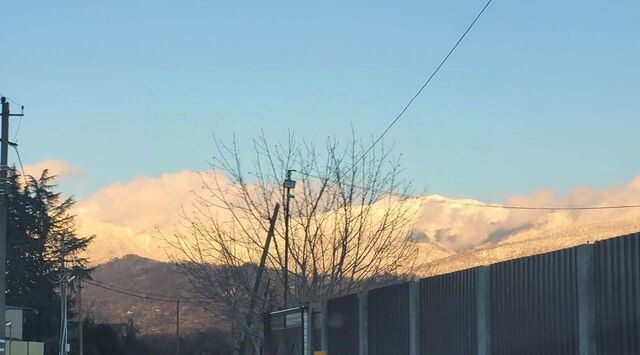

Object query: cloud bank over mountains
[75,170,207,263]
[416,175,640,252]
[24,160,640,265]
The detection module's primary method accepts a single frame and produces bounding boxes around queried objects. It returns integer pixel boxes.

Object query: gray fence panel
[367,282,410,355]
[490,248,579,355]
[326,293,359,355]
[264,308,304,355]
[264,326,302,355]
[263,232,640,355]
[595,232,640,355]
[419,268,478,355]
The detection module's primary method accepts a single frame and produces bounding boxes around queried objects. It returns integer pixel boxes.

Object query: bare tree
[167,132,421,352]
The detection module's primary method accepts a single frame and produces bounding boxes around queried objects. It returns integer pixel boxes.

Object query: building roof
[5,305,35,311]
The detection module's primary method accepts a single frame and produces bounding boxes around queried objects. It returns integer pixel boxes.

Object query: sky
[2,0,640,202]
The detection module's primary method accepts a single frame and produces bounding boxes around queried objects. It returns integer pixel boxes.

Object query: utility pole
[59,237,67,355]
[58,235,75,355]
[78,279,83,355]
[0,97,23,355]
[176,299,180,355]
[237,204,280,355]
[0,97,8,355]
[282,170,296,309]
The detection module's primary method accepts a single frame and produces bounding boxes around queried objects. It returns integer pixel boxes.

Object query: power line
[297,170,640,211]
[0,92,25,142]
[352,0,494,169]
[419,197,640,211]
[85,278,175,299]
[11,145,29,187]
[84,279,210,304]
[291,0,640,212]
[0,91,24,108]
[0,96,27,183]
[84,279,173,302]
[12,114,23,142]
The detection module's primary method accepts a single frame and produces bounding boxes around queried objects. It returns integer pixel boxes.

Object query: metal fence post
[320,301,328,352]
[577,245,596,355]
[358,292,368,355]
[409,282,419,355]
[476,266,491,355]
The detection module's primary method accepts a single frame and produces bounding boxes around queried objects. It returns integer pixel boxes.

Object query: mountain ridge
[84,217,640,336]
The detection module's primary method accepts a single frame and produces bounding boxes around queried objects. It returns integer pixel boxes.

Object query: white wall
[6,341,44,355]
[5,309,23,341]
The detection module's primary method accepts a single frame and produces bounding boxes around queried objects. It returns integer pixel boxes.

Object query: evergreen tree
[5,167,93,343]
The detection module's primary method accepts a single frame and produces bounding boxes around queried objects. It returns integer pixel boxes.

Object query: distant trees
[169,133,421,353]
[81,317,150,355]
[5,167,94,347]
[139,327,233,355]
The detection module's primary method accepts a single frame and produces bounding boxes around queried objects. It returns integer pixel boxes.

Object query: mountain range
[83,255,222,336]
[83,210,640,335]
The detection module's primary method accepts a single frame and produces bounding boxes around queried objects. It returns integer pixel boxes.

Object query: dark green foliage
[80,317,149,355]
[4,166,232,354]
[140,328,233,355]
[80,317,231,355]
[84,322,122,355]
[5,167,94,344]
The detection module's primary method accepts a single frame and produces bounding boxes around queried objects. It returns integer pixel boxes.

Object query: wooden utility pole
[237,203,280,355]
[78,280,83,355]
[0,97,8,355]
[0,97,22,355]
[59,236,67,355]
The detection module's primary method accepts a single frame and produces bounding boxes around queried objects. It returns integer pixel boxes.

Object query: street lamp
[283,177,296,190]
[5,321,11,355]
[283,170,296,308]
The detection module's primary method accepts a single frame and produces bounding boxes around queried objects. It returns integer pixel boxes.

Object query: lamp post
[282,170,296,309]
[5,322,11,355]
[59,274,75,355]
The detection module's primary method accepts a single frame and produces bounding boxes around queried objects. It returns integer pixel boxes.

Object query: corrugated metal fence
[595,232,640,355]
[264,231,640,355]
[367,283,410,355]
[419,268,478,355]
[491,247,579,355]
[326,294,359,355]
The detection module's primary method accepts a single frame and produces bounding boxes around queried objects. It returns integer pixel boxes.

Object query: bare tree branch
[167,132,422,353]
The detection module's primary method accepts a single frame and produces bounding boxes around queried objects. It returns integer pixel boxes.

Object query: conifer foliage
[5,167,93,342]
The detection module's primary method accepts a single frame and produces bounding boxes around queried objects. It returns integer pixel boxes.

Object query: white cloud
[76,170,211,264]
[413,176,640,251]
[23,159,75,179]
[59,161,640,264]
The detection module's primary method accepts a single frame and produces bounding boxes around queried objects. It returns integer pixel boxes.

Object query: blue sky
[2,0,639,201]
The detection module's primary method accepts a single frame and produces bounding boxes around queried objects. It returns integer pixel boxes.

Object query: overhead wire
[351,0,494,170]
[296,170,640,211]
[0,90,24,108]
[12,145,29,187]
[419,198,640,211]
[0,91,25,142]
[84,279,177,300]
[290,0,640,212]
[84,279,211,304]
[83,279,177,302]
[12,114,23,143]
[0,94,28,184]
